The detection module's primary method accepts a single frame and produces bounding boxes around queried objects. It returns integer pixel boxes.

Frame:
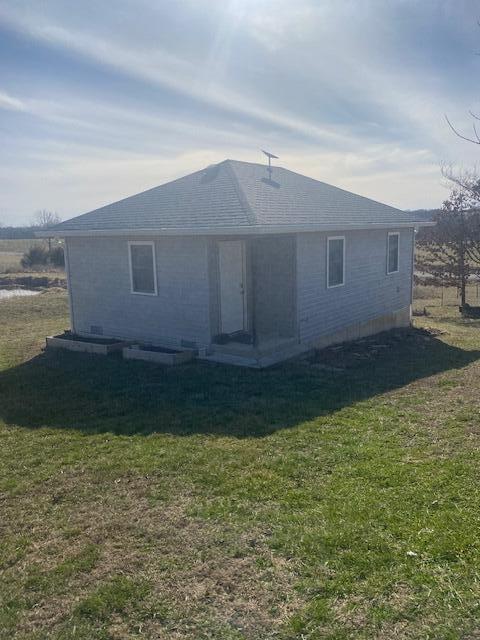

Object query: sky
[1,0,480,225]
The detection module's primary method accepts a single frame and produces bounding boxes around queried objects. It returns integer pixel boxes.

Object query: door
[218,240,247,334]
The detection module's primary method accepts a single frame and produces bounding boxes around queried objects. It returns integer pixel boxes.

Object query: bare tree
[31,210,61,251]
[32,209,61,229]
[446,111,480,146]
[445,19,480,146]
[417,179,480,309]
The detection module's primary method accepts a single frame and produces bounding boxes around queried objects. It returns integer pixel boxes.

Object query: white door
[218,240,246,334]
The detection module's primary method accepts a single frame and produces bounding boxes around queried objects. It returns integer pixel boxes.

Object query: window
[327,236,345,288]
[387,232,399,274]
[128,241,157,295]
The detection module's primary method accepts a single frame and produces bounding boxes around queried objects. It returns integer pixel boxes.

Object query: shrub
[49,245,65,267]
[20,244,65,269]
[21,245,49,269]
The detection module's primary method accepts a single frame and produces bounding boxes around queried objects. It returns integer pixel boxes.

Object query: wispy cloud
[0,90,26,112]
[0,5,358,148]
[0,0,478,223]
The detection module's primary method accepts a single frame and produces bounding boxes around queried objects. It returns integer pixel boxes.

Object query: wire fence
[413,283,480,308]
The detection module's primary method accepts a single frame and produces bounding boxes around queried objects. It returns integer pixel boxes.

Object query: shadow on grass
[0,329,479,437]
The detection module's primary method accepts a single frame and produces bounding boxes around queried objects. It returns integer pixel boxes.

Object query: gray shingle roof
[50,159,431,235]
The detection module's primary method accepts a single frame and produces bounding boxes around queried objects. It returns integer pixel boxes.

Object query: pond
[0,288,40,300]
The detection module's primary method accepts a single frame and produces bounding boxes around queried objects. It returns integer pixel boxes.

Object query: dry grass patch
[1,470,300,639]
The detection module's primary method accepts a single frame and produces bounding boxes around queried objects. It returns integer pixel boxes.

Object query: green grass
[1,290,480,638]
[74,576,151,620]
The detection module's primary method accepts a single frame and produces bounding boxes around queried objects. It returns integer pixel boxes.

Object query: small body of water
[0,288,40,300]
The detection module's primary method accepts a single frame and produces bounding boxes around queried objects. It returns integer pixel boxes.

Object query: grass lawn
[1,291,480,639]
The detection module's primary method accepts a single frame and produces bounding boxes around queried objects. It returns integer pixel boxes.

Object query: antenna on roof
[261,149,279,179]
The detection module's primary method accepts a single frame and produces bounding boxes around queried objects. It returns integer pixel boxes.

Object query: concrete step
[210,342,257,357]
[200,341,309,369]
[211,337,298,359]
[257,343,310,368]
[199,352,261,368]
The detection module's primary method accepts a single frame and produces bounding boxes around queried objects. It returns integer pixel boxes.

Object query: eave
[36,220,435,238]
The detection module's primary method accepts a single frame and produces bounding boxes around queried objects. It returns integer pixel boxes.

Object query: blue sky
[1,0,479,225]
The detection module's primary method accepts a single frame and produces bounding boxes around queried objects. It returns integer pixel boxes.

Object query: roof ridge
[223,160,257,225]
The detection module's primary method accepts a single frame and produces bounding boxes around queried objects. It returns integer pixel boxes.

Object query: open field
[0,239,48,253]
[414,283,480,310]
[0,239,61,274]
[0,240,42,274]
[1,290,480,639]
[0,251,24,273]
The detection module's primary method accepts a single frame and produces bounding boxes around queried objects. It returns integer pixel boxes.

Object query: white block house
[42,159,433,367]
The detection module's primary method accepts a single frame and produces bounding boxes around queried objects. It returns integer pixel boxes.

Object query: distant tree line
[0,209,61,239]
[0,226,38,239]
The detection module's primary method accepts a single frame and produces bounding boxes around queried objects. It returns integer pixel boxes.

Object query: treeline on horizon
[0,226,40,239]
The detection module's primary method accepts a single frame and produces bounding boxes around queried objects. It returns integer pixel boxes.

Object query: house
[42,159,433,367]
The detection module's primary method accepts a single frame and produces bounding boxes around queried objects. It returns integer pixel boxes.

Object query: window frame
[327,235,346,289]
[387,231,400,275]
[128,240,158,296]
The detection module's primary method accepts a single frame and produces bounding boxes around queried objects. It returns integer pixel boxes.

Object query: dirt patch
[309,327,447,370]
[0,274,66,289]
[3,471,301,639]
[332,583,416,638]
